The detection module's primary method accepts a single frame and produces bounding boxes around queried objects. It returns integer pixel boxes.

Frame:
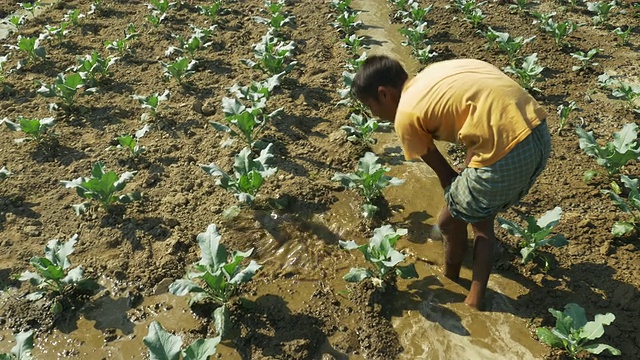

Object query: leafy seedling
[104,23,139,57]
[132,90,170,121]
[503,52,545,93]
[586,1,616,26]
[69,51,119,87]
[8,36,46,69]
[332,10,363,35]
[571,48,600,72]
[18,234,98,314]
[611,27,632,46]
[577,123,640,181]
[241,31,298,75]
[200,144,278,206]
[211,75,283,148]
[341,113,390,145]
[536,303,621,358]
[602,175,640,237]
[144,321,221,360]
[556,101,578,135]
[0,330,34,360]
[37,72,96,111]
[169,224,261,338]
[3,116,55,143]
[116,125,150,158]
[161,57,197,84]
[0,167,11,181]
[19,1,41,17]
[339,225,418,288]
[61,162,142,215]
[198,0,224,24]
[497,207,568,270]
[332,152,405,219]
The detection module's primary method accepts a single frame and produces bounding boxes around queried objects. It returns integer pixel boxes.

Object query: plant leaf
[581,312,615,340]
[228,260,261,284]
[582,343,621,355]
[11,330,34,360]
[396,264,419,279]
[536,207,562,228]
[143,321,182,360]
[197,224,227,269]
[564,302,588,329]
[535,327,564,349]
[343,267,372,282]
[181,337,221,360]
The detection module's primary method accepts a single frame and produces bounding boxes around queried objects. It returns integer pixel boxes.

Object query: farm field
[0,0,639,359]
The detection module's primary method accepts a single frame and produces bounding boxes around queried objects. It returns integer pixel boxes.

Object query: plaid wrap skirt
[445,120,551,223]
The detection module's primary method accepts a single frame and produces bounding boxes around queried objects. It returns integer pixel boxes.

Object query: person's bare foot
[464,295,484,311]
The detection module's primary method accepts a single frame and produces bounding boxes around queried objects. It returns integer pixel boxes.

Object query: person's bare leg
[466,216,496,310]
[437,207,469,281]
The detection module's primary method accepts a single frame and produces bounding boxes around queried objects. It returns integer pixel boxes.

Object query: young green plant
[241,31,297,75]
[571,48,600,72]
[132,89,170,122]
[9,36,46,69]
[339,224,418,287]
[200,144,278,206]
[536,303,621,358]
[161,57,197,84]
[576,123,640,181]
[17,234,98,314]
[332,152,405,219]
[497,207,568,270]
[104,23,139,56]
[3,116,55,143]
[69,51,119,87]
[586,1,616,26]
[602,175,640,237]
[341,113,390,146]
[116,125,150,158]
[169,224,261,338]
[61,162,142,215]
[144,321,221,360]
[556,101,578,135]
[503,53,545,93]
[37,72,96,111]
[211,75,282,148]
[0,167,11,181]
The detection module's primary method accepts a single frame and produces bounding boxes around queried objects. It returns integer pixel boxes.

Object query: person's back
[396,59,547,167]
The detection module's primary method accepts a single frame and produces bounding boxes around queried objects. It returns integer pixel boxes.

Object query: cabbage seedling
[8,15,26,30]
[504,53,545,93]
[612,27,632,46]
[570,48,600,72]
[18,234,98,313]
[61,162,142,215]
[64,9,85,26]
[3,116,55,143]
[415,45,438,64]
[169,224,261,338]
[19,1,41,17]
[132,89,170,121]
[556,101,578,135]
[339,225,418,287]
[602,175,640,237]
[146,0,176,26]
[332,10,363,35]
[253,0,295,36]
[69,51,119,87]
[116,125,150,158]
[486,28,535,66]
[399,22,429,50]
[342,34,365,56]
[43,21,71,46]
[37,72,96,110]
[8,36,46,69]
[330,0,353,13]
[539,17,580,48]
[400,2,433,25]
[198,0,224,24]
[161,57,197,84]
[337,70,368,114]
[144,321,221,360]
[166,26,215,59]
[577,123,640,180]
[497,207,568,270]
[0,167,11,181]
[212,76,282,148]
[0,330,34,360]
[611,81,640,106]
[332,152,405,218]
[104,23,138,56]
[200,144,278,205]
[341,113,390,145]
[241,31,298,75]
[536,303,621,358]
[586,1,616,26]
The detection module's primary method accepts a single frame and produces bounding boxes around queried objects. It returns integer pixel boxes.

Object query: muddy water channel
[0,1,548,359]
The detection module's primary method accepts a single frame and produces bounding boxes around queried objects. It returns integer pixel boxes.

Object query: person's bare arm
[420,145,459,189]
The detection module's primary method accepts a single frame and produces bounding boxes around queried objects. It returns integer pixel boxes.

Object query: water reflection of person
[352,55,551,310]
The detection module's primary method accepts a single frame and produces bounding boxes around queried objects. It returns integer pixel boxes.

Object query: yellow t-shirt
[394,59,547,167]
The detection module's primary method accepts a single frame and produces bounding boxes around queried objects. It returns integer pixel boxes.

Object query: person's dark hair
[352,55,408,102]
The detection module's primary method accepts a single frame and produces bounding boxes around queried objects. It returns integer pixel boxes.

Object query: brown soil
[0,0,639,359]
